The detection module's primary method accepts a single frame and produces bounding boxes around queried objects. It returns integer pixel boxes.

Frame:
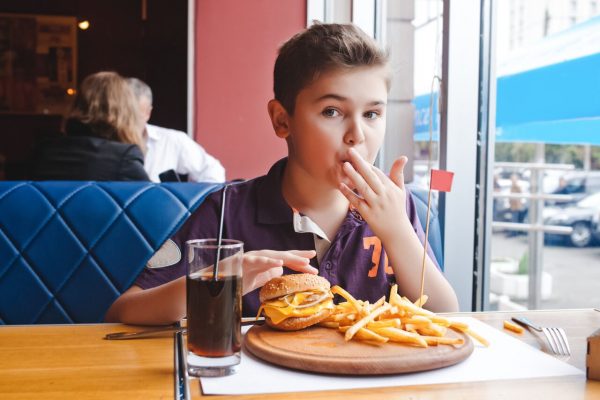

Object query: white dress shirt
[144,124,226,183]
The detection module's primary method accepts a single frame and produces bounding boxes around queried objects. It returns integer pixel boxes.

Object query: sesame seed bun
[259,273,331,303]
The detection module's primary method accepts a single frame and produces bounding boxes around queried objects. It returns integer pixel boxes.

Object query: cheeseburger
[258,274,334,331]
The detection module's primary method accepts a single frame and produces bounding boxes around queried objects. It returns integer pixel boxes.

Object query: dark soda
[187,274,242,357]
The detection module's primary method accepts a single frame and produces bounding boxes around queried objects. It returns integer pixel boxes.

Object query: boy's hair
[274,23,390,115]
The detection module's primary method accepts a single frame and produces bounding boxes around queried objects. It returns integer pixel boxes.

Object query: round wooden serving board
[245,325,473,375]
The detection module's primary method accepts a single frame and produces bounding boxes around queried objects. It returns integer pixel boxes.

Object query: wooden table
[0,323,174,400]
[187,309,600,399]
[1,310,599,399]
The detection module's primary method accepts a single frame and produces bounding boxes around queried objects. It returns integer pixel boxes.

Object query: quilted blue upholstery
[0,181,221,324]
[408,185,444,270]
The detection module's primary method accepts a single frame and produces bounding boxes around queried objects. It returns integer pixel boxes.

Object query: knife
[104,317,265,340]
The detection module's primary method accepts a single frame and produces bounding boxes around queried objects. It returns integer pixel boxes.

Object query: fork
[512,317,571,356]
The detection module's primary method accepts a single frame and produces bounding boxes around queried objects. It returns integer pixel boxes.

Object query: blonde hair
[69,71,146,152]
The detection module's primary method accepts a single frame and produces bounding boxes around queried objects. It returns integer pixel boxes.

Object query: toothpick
[418,185,433,308]
[418,76,440,308]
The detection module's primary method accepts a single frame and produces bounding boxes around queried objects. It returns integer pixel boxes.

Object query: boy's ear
[268,99,290,139]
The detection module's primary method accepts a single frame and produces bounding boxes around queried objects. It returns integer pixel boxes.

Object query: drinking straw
[212,184,228,281]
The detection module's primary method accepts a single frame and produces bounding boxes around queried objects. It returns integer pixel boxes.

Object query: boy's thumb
[389,156,408,187]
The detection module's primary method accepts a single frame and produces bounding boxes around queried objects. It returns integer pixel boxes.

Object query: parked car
[543,192,600,247]
[549,171,600,205]
[494,170,600,225]
[592,210,600,240]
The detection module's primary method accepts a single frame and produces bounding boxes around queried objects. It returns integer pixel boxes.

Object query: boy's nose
[344,119,366,145]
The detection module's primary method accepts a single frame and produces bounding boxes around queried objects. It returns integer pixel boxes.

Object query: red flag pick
[430,169,454,192]
[417,168,454,307]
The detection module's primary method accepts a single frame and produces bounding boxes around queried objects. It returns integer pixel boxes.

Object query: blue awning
[413,16,600,145]
[413,92,439,141]
[495,51,600,144]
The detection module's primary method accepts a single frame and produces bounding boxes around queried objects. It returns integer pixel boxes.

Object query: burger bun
[259,273,330,303]
[265,307,332,331]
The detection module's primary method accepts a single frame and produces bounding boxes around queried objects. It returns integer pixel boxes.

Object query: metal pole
[527,144,545,309]
[492,161,575,308]
[584,144,591,171]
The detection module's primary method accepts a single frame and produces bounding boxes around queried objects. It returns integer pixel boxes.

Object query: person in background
[553,175,569,194]
[33,71,149,181]
[106,23,458,325]
[126,78,226,183]
[507,173,524,236]
[492,173,501,220]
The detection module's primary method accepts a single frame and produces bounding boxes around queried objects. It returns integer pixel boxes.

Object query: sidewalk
[490,233,600,309]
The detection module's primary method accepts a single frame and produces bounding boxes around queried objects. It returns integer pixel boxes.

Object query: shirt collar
[293,210,330,242]
[256,158,294,224]
[145,124,160,141]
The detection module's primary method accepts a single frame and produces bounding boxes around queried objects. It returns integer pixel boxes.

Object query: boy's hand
[339,148,412,241]
[242,249,317,295]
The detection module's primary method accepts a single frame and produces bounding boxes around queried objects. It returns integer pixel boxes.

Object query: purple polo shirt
[134,158,438,317]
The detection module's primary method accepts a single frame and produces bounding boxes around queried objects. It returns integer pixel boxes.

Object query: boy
[106,23,458,325]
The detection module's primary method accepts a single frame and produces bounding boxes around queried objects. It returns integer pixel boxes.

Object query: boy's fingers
[281,254,317,270]
[243,267,284,295]
[343,162,376,203]
[373,167,389,183]
[256,267,284,285]
[339,182,365,211]
[286,263,318,274]
[245,250,317,273]
[244,255,283,270]
[347,148,383,194]
[248,258,317,285]
[260,267,284,283]
[253,249,316,259]
[389,156,408,188]
[286,250,317,258]
[259,250,315,266]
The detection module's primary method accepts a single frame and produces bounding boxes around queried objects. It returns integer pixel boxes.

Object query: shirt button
[324,261,332,270]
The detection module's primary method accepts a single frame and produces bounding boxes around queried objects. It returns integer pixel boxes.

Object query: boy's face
[280,65,388,190]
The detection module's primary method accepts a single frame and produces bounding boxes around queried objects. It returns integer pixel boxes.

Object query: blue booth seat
[407,185,444,271]
[0,181,221,325]
[0,181,442,325]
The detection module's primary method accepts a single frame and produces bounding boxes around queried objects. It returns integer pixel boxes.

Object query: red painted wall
[194,1,306,180]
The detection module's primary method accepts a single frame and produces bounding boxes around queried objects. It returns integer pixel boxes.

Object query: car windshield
[563,178,584,193]
[577,192,600,208]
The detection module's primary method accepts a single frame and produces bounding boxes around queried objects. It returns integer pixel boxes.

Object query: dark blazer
[33,120,150,181]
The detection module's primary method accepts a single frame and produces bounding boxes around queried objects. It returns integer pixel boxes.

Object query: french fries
[345,303,391,341]
[320,284,488,348]
[503,320,525,334]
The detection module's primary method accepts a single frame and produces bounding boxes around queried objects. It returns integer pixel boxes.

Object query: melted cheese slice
[260,291,334,325]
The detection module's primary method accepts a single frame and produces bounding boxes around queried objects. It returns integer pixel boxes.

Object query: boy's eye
[364,111,380,120]
[322,108,340,117]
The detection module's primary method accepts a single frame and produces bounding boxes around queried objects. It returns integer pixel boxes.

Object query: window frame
[439,0,489,310]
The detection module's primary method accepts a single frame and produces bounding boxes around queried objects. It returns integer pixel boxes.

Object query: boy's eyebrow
[316,93,386,106]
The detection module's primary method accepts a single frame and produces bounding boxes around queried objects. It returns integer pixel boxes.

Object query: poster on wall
[0,14,77,115]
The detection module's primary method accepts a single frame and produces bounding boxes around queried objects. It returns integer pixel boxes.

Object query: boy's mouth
[341,149,367,164]
[340,157,360,168]
[339,160,354,171]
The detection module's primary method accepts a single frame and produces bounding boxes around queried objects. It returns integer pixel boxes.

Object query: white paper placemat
[199,317,583,395]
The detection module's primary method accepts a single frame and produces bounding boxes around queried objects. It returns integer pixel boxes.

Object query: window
[487,0,600,310]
